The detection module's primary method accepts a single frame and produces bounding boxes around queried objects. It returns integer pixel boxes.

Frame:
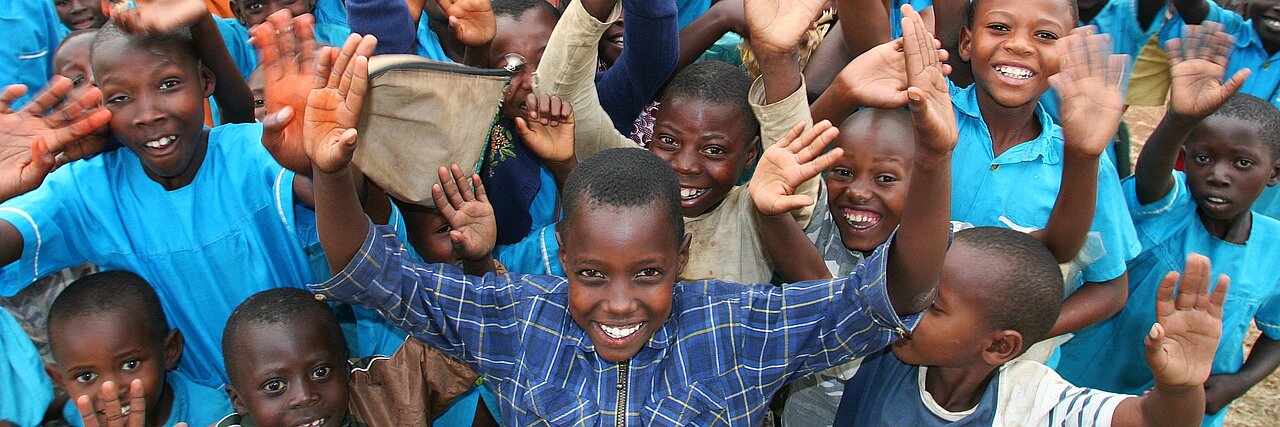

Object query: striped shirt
[309,223,912,426]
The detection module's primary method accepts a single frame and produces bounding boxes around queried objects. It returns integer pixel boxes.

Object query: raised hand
[109,0,210,34]
[743,0,829,56]
[1145,253,1228,391]
[1048,26,1128,158]
[1165,22,1249,122]
[515,94,575,166]
[74,380,146,427]
[253,10,322,173]
[901,4,955,156]
[826,28,950,110]
[749,120,843,216]
[430,164,496,263]
[0,77,112,201]
[303,34,377,174]
[435,0,496,47]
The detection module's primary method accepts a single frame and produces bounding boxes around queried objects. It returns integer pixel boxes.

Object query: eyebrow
[872,155,906,163]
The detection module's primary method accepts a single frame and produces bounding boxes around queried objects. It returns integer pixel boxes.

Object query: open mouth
[72,17,99,29]
[841,209,882,230]
[597,322,645,340]
[680,187,708,202]
[144,135,177,150]
[608,34,623,47]
[1263,18,1280,32]
[295,418,327,427]
[994,65,1036,80]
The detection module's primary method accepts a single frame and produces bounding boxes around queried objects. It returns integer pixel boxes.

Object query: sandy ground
[1123,106,1280,427]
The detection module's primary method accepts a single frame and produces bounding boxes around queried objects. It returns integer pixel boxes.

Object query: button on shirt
[948,82,1140,285]
[309,223,914,426]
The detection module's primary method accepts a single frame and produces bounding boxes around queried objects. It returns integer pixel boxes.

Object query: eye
[700,145,727,156]
[311,366,332,380]
[247,3,265,11]
[1194,154,1211,164]
[1235,158,1254,168]
[261,379,285,393]
[577,269,605,279]
[985,23,1010,32]
[121,360,140,371]
[829,167,853,179]
[158,79,180,90]
[73,372,98,384]
[253,98,265,107]
[105,94,129,105]
[70,75,86,87]
[435,223,452,234]
[636,268,662,278]
[875,174,898,184]
[1035,31,1060,40]
[653,135,678,149]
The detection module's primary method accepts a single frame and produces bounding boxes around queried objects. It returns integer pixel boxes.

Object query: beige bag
[353,55,511,207]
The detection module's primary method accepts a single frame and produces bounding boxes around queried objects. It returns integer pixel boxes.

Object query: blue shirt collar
[951,82,1061,165]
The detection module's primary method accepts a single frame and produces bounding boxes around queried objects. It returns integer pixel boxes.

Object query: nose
[1207,163,1231,187]
[1003,32,1034,56]
[130,94,165,128]
[287,380,320,409]
[602,282,638,316]
[669,148,702,176]
[70,0,89,13]
[844,180,872,202]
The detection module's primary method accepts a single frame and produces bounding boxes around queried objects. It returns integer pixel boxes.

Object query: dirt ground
[1123,106,1280,427]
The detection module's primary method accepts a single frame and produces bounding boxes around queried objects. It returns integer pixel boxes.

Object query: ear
[980,330,1023,366]
[958,26,974,63]
[674,233,692,278]
[742,136,761,173]
[1268,160,1280,187]
[199,62,216,99]
[163,329,184,371]
[44,363,64,388]
[226,386,249,414]
[230,1,248,27]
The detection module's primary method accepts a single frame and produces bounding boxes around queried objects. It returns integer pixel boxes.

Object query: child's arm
[112,0,256,124]
[1171,0,1212,25]
[596,0,679,133]
[1203,335,1280,415]
[0,78,111,266]
[1135,23,1248,205]
[886,5,954,314]
[514,94,577,188]
[838,0,892,54]
[743,0,828,103]
[1111,254,1228,427]
[345,0,418,55]
[676,0,747,71]
[430,164,497,276]
[749,121,844,281]
[1034,26,1127,263]
[252,10,328,174]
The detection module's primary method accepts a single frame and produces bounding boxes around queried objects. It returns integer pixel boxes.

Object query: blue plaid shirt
[310,224,913,426]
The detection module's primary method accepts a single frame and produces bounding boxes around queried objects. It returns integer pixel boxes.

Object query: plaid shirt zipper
[615,361,630,427]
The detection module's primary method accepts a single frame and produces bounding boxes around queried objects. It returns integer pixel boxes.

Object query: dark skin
[649,98,758,218]
[225,322,350,427]
[230,0,315,27]
[1204,336,1280,414]
[489,9,556,119]
[1174,0,1280,55]
[55,0,108,30]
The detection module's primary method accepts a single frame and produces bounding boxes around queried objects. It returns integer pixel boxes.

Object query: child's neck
[146,130,209,191]
[1198,208,1253,244]
[975,87,1043,157]
[923,364,998,413]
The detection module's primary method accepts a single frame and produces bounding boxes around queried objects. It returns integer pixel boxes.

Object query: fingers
[1142,322,1167,372]
[1208,274,1229,319]
[75,394,99,427]
[101,381,126,427]
[450,164,475,202]
[45,89,112,153]
[792,120,838,162]
[471,173,489,204]
[344,53,371,114]
[293,13,319,75]
[772,194,817,212]
[127,379,146,427]
[262,106,294,136]
[21,76,75,117]
[328,34,360,89]
[1154,269,1179,321]
[252,19,284,82]
[776,121,807,152]
[437,165,466,209]
[523,94,572,126]
[0,85,29,112]
[1175,253,1212,310]
[1222,68,1252,97]
[268,11,300,77]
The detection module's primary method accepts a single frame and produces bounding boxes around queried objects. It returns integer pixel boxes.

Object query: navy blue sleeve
[345,0,417,55]
[595,0,680,133]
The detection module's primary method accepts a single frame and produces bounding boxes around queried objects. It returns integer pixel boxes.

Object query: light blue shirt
[949,82,1140,285]
[415,15,453,62]
[890,0,935,39]
[0,309,51,427]
[0,123,318,390]
[1161,1,1280,107]
[1057,172,1280,427]
[0,0,68,108]
[63,370,232,427]
[313,0,350,28]
[216,18,354,81]
[677,0,711,29]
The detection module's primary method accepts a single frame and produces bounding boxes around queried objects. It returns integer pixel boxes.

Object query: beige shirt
[534,0,818,284]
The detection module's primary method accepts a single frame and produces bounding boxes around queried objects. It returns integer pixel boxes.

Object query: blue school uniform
[1161,1,1280,107]
[0,123,318,390]
[0,309,51,427]
[63,370,232,427]
[889,0,934,39]
[313,0,350,28]
[1057,172,1280,427]
[949,82,1140,285]
[414,15,453,62]
[216,17,354,81]
[0,0,68,108]
[677,0,711,29]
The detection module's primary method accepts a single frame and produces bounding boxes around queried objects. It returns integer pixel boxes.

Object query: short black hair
[56,28,98,54]
[90,21,199,76]
[660,61,761,139]
[560,148,684,245]
[492,0,560,19]
[967,0,1079,26]
[48,271,170,354]
[952,227,1063,350]
[1205,93,1280,161]
[221,288,347,383]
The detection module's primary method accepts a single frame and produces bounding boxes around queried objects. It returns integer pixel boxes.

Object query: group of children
[0,0,1276,425]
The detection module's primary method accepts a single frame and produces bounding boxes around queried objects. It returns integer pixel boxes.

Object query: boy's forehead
[654,97,755,141]
[972,0,1075,27]
[92,36,197,78]
[1191,117,1272,155]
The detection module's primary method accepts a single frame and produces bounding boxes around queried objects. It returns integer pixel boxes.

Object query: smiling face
[559,202,688,363]
[55,32,95,90]
[55,0,108,30]
[491,9,557,119]
[227,322,350,427]
[1184,116,1280,233]
[598,17,624,67]
[649,97,758,217]
[960,0,1074,110]
[92,34,214,190]
[48,312,178,427]
[891,242,1002,367]
[826,109,915,253]
[231,0,316,27]
[1249,0,1280,52]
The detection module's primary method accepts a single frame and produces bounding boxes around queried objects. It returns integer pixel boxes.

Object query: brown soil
[1123,106,1280,427]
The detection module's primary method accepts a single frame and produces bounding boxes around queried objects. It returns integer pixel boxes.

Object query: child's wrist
[1152,379,1207,396]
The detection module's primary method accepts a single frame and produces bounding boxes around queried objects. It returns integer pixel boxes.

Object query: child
[212,0,352,80]
[217,288,489,427]
[950,0,1140,346]
[54,0,107,30]
[54,29,97,91]
[832,228,1226,427]
[48,271,231,427]
[247,65,264,122]
[0,0,70,108]
[1057,24,1280,427]
[0,17,348,390]
[296,4,952,422]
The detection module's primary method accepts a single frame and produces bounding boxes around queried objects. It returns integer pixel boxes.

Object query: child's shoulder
[166,369,234,425]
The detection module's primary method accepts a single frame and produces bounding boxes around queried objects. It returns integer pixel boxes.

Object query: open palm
[743,0,829,56]
[1051,26,1127,158]
[1145,254,1228,390]
[436,0,496,47]
[1165,22,1249,121]
[253,11,321,173]
[900,5,955,156]
[431,164,495,262]
[303,35,377,174]
[110,0,208,34]
[0,78,111,201]
[750,120,843,216]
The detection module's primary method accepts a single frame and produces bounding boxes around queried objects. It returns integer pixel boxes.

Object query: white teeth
[296,419,324,427]
[120,405,130,416]
[995,65,1035,79]
[680,188,708,200]
[144,135,176,149]
[599,322,644,339]
[842,212,881,229]
[1207,197,1227,204]
[611,35,624,45]
[1264,18,1280,31]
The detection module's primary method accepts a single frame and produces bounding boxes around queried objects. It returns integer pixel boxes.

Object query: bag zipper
[367,59,513,79]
